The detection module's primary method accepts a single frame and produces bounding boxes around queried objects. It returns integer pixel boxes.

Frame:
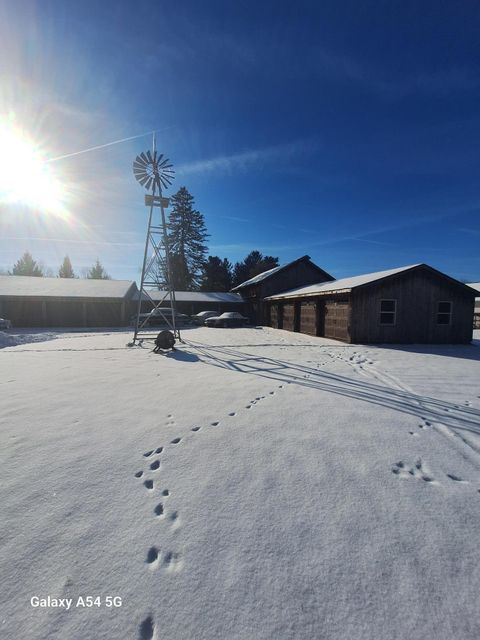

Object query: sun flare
[0,122,67,217]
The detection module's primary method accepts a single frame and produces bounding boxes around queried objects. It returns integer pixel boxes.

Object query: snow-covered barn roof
[467,282,480,295]
[0,275,136,299]
[231,255,331,291]
[265,265,421,299]
[134,290,244,303]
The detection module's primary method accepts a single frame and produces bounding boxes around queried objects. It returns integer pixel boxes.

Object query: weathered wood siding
[324,298,351,342]
[270,303,283,329]
[351,269,474,343]
[299,301,317,336]
[240,259,333,324]
[283,303,296,331]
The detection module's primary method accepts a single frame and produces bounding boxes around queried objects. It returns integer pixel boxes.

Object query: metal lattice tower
[131,135,180,345]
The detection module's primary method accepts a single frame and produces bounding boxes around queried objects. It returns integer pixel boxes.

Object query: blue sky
[0,0,479,282]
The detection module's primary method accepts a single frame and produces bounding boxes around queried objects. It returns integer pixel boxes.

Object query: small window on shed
[437,301,452,325]
[379,299,396,325]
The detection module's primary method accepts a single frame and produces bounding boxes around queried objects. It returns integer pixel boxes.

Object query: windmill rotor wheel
[133,150,175,192]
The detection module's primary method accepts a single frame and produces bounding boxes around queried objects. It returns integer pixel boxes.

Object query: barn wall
[240,260,332,324]
[260,262,333,299]
[46,300,84,327]
[0,296,131,328]
[0,299,45,327]
[351,269,474,344]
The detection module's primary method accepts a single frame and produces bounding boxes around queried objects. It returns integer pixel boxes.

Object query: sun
[0,122,67,217]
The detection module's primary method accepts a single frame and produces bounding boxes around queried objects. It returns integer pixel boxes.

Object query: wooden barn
[467,282,480,329]
[135,290,245,316]
[266,264,476,344]
[0,276,137,328]
[231,255,334,324]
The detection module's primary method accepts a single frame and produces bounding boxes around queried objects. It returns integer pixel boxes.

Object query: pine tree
[58,255,75,278]
[232,251,279,287]
[200,256,233,291]
[168,187,209,290]
[10,251,44,276]
[86,259,111,280]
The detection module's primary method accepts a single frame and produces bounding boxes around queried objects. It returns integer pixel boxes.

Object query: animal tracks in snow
[391,458,473,489]
[391,458,436,484]
[133,386,288,627]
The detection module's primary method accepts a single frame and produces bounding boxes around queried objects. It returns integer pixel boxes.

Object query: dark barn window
[437,301,452,325]
[379,299,396,325]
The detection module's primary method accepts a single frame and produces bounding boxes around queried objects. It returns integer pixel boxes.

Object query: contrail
[46,127,173,163]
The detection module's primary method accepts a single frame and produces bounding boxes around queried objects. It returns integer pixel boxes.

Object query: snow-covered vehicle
[205,312,249,328]
[133,308,192,327]
[0,317,12,329]
[191,310,219,325]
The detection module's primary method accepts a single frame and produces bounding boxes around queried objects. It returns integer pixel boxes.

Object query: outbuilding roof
[265,264,421,299]
[135,290,244,303]
[266,264,475,301]
[0,275,136,299]
[231,255,333,291]
[467,282,480,295]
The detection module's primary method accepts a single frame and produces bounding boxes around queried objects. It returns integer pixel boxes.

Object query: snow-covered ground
[1,327,480,640]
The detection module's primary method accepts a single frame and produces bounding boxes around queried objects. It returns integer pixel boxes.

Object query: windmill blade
[133,160,147,171]
[138,174,150,187]
[145,177,153,191]
[157,153,164,164]
[146,150,153,163]
[140,152,149,164]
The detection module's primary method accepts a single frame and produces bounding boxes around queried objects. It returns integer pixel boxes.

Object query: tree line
[8,253,110,279]
[6,186,279,290]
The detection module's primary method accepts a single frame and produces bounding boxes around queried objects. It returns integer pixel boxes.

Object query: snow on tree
[168,187,209,290]
[10,251,44,277]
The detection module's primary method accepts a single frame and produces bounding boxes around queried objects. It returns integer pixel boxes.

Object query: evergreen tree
[232,251,279,287]
[168,187,209,290]
[200,256,233,291]
[86,259,111,280]
[10,251,44,276]
[58,255,75,278]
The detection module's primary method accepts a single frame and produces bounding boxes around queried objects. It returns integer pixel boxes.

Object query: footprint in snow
[211,421,219,426]
[391,458,437,484]
[170,437,181,444]
[154,503,164,517]
[150,460,160,471]
[191,426,201,432]
[162,489,169,496]
[163,551,183,573]
[143,450,154,458]
[144,480,154,490]
[135,471,144,478]
[228,412,236,417]
[146,547,159,563]
[139,616,155,640]
[446,473,468,483]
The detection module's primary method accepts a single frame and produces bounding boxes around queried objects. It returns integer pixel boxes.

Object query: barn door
[283,303,295,331]
[299,301,317,336]
[324,301,350,341]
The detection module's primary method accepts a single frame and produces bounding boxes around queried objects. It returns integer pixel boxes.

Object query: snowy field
[1,326,480,640]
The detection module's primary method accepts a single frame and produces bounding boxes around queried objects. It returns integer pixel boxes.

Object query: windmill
[130,135,180,345]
